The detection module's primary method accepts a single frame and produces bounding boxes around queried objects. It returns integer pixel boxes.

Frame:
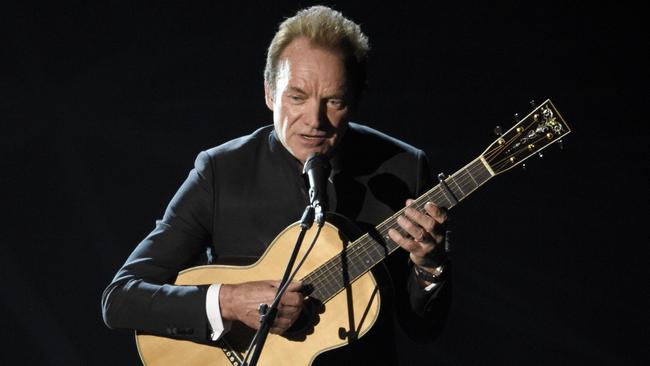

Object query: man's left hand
[388,199,447,269]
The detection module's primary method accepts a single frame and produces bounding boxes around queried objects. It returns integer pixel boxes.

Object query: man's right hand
[219,281,304,335]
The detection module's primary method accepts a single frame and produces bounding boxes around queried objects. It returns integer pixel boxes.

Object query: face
[265,37,351,164]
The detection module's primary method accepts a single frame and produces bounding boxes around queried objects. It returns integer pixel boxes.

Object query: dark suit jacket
[102,123,445,364]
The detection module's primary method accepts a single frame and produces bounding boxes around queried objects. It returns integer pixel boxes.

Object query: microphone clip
[302,153,331,227]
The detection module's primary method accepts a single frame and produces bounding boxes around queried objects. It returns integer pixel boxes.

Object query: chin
[293,147,327,163]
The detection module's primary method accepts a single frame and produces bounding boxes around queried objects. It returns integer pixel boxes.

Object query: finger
[277,305,301,321]
[280,292,304,307]
[424,202,448,224]
[405,198,415,206]
[388,228,425,257]
[267,280,303,293]
[272,313,298,335]
[270,326,285,334]
[396,215,429,242]
[403,206,437,234]
[273,315,294,328]
[424,203,447,239]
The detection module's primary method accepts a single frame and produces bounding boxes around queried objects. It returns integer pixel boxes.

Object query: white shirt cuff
[206,284,232,341]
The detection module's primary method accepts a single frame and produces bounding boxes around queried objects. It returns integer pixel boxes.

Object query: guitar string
[482,112,544,162]
[307,197,452,300]
[483,136,510,161]
[483,128,536,163]
[483,113,567,165]
[308,107,570,298]
[330,130,560,296]
[312,202,482,298]
[322,165,493,297]
[487,133,562,169]
[486,133,564,172]
[302,166,468,288]
[350,167,489,274]
[302,159,491,296]
[306,159,490,296]
[482,103,554,161]
[302,159,493,300]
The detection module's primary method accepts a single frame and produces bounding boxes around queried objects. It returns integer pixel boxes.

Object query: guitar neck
[303,156,494,302]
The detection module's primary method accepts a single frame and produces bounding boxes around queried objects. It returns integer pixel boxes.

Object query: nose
[304,100,328,129]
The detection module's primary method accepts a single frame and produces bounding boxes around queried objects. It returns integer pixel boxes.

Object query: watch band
[414,264,444,283]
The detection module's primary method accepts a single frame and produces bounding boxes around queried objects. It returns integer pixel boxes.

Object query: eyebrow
[287,86,307,95]
[286,86,346,99]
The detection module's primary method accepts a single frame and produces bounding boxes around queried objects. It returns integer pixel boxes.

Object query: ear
[264,83,274,111]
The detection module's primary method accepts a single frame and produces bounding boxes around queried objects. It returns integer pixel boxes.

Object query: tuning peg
[522,163,527,171]
[513,113,519,123]
[538,152,544,159]
[557,139,564,150]
[530,99,537,107]
[494,125,503,136]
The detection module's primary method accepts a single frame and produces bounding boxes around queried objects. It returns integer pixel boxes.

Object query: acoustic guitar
[136,99,571,365]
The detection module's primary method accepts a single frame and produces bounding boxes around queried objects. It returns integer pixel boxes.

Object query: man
[102,5,448,365]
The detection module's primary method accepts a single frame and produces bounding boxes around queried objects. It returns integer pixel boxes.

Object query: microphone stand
[243,152,330,365]
[242,205,315,366]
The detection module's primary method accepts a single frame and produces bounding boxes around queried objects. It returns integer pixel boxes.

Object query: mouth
[301,134,326,139]
[299,134,328,145]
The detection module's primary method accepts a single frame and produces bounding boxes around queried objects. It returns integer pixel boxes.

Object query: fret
[447,175,465,200]
[465,167,479,186]
[455,170,478,195]
[432,183,460,209]
[424,186,451,208]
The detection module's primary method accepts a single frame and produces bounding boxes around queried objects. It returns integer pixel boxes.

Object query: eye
[327,99,346,110]
[287,95,305,104]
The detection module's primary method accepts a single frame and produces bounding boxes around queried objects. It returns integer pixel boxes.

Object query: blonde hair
[264,6,370,101]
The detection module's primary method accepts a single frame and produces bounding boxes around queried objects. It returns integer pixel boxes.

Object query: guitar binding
[217,338,244,366]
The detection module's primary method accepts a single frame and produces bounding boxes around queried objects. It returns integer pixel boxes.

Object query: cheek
[281,106,302,130]
[275,105,290,127]
[329,109,348,129]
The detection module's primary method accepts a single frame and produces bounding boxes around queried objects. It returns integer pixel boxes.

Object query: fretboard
[301,156,494,303]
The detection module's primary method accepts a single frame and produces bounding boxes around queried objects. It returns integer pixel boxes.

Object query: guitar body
[136,221,381,366]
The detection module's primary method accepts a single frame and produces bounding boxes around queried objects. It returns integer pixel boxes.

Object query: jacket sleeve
[101,151,215,342]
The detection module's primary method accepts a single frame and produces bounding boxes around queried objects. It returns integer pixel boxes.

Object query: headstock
[482,99,571,175]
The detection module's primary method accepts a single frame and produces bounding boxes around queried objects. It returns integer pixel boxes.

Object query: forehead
[276,38,347,87]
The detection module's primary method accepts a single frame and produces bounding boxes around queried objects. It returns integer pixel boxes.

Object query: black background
[2,1,648,365]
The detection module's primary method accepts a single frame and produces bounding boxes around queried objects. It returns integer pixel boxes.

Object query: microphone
[303,152,331,226]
